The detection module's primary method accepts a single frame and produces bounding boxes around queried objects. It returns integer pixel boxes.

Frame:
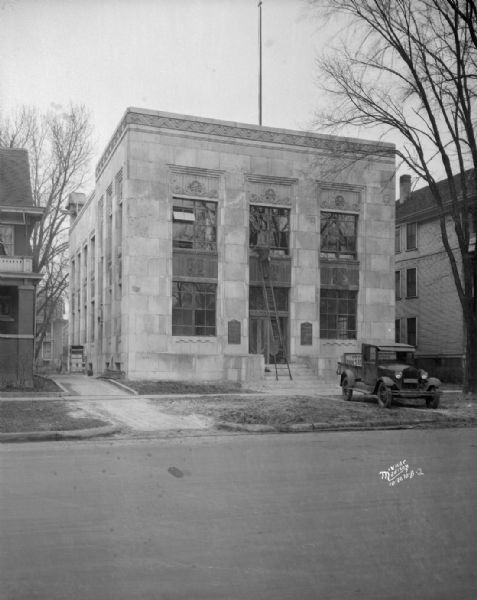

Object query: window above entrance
[249,286,288,312]
[249,206,290,256]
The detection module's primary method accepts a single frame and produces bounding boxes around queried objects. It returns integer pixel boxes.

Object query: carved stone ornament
[320,187,361,212]
[171,172,219,199]
[96,109,394,179]
[247,180,292,207]
[335,195,345,209]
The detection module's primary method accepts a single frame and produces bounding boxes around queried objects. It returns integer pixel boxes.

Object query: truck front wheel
[377,382,392,409]
[342,377,353,401]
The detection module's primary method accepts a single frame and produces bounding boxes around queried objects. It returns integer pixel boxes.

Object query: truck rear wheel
[342,377,353,401]
[426,387,440,409]
[377,382,392,409]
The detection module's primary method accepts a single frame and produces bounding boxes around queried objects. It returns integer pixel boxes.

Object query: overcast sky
[1,0,395,178]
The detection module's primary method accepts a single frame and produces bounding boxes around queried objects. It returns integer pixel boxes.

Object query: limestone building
[69,108,396,382]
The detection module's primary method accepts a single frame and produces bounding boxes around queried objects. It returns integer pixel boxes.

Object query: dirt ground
[0,400,108,433]
[146,391,477,427]
[1,389,475,434]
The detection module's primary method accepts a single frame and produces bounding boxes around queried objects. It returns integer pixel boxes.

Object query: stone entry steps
[261,362,340,395]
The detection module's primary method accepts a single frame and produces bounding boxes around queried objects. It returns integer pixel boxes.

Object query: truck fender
[374,376,394,393]
[340,369,355,387]
[426,377,441,389]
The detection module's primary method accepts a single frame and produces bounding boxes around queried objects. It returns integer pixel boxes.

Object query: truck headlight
[420,371,428,380]
[395,372,402,380]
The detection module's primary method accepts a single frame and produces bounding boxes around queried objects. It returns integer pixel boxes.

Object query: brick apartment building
[395,171,477,381]
[69,108,396,383]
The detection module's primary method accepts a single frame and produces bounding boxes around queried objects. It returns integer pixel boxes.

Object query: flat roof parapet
[95,107,395,180]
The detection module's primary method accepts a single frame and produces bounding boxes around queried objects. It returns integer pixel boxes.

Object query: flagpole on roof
[258,0,263,126]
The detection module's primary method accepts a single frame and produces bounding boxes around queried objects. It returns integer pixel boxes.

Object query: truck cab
[338,343,441,409]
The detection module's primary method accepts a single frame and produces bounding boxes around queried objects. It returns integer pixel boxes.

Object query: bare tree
[308,0,477,392]
[0,105,93,362]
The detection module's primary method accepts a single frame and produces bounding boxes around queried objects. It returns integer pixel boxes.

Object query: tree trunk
[464,317,477,393]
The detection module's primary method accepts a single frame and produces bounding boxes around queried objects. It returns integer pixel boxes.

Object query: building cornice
[96,107,395,180]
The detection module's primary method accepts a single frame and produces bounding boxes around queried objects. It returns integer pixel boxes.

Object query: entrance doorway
[249,316,288,364]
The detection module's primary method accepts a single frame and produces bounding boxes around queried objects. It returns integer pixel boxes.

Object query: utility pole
[258,0,263,126]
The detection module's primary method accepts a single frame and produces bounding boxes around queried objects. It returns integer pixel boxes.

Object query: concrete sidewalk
[75,397,213,432]
[49,374,213,432]
[50,374,131,397]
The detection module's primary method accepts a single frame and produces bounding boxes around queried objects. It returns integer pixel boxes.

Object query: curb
[0,391,64,399]
[216,417,474,433]
[0,424,122,443]
[105,379,138,395]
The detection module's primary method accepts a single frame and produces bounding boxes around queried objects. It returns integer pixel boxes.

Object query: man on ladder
[256,246,292,381]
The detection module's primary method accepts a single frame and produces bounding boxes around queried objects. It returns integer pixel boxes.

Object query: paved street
[1,428,476,600]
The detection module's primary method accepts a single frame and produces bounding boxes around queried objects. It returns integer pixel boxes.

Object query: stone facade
[69,108,395,382]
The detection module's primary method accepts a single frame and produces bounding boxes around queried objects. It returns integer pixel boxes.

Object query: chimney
[399,175,411,204]
[66,192,86,225]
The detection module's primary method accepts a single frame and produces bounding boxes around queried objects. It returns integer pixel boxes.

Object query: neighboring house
[69,107,396,383]
[0,148,44,387]
[395,171,477,382]
[35,294,68,373]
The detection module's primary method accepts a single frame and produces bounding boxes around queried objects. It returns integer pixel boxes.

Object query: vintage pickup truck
[337,342,441,408]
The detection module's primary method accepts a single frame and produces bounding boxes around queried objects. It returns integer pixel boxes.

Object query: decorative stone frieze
[96,108,394,181]
[246,175,296,207]
[169,165,222,199]
[318,183,363,212]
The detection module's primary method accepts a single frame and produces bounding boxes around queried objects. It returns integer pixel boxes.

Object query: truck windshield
[378,351,414,363]
[378,351,397,361]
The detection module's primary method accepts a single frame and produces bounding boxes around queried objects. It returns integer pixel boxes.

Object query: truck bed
[337,352,362,376]
[339,352,362,366]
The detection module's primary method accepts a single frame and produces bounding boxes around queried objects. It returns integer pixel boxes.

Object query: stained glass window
[173,199,217,251]
[249,206,290,256]
[320,212,357,258]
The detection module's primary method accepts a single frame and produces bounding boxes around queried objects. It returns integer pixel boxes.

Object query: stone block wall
[70,109,396,382]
